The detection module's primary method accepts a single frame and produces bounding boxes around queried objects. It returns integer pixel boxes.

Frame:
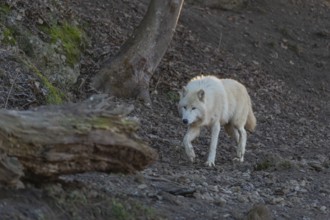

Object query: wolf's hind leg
[206,122,221,167]
[234,127,246,162]
[224,124,239,144]
[183,126,200,162]
[233,127,240,144]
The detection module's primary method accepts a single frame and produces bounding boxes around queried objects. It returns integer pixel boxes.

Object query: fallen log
[0,95,158,186]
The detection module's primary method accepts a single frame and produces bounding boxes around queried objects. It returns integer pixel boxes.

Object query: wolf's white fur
[178,75,256,166]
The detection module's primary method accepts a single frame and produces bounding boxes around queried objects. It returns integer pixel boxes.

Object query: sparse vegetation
[43,183,160,220]
[112,199,132,220]
[278,27,291,38]
[254,159,274,171]
[287,43,302,55]
[110,198,160,220]
[267,41,276,48]
[166,91,180,102]
[20,57,65,104]
[0,3,10,17]
[255,158,294,171]
[277,160,294,170]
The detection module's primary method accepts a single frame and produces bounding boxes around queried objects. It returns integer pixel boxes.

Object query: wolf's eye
[192,107,196,110]
[183,106,187,110]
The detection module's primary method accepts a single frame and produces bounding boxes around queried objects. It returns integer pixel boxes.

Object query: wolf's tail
[245,104,256,132]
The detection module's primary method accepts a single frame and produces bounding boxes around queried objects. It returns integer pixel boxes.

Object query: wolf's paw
[185,149,196,162]
[205,160,215,167]
[233,157,244,162]
[236,149,245,162]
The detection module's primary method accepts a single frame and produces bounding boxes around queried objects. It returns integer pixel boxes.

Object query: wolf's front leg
[206,122,221,166]
[236,127,247,162]
[183,126,200,162]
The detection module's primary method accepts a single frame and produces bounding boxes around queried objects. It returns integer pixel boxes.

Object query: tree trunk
[0,95,158,186]
[92,0,184,104]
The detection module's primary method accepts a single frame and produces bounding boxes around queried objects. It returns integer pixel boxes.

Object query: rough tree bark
[0,95,158,187]
[92,0,184,104]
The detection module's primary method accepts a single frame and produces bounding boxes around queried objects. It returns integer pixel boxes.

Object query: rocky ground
[0,0,329,219]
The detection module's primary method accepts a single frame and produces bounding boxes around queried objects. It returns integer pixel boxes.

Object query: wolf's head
[178,87,206,126]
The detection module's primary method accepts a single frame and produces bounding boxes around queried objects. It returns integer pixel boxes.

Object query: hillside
[0,0,329,219]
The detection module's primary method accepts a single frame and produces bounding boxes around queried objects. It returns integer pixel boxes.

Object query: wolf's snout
[182,119,188,124]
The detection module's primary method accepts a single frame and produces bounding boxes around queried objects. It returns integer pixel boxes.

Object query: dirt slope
[0,0,329,219]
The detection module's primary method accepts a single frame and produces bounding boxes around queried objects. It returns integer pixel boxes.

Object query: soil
[1,0,330,219]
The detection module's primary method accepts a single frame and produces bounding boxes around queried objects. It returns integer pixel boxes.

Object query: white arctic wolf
[178,75,256,166]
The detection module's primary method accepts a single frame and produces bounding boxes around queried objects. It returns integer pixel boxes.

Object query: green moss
[0,3,11,17]
[90,117,138,133]
[0,3,11,40]
[16,32,35,56]
[118,118,138,129]
[20,57,64,104]
[2,27,16,45]
[33,68,64,104]
[1,24,33,54]
[90,117,113,129]
[37,23,51,34]
[49,22,85,66]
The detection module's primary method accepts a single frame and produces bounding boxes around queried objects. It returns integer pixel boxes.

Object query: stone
[137,184,148,189]
[270,197,284,205]
[214,196,227,207]
[237,195,249,203]
[320,206,327,213]
[208,185,219,192]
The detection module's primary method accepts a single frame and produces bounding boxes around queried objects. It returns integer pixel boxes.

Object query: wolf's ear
[179,86,187,99]
[197,89,204,102]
